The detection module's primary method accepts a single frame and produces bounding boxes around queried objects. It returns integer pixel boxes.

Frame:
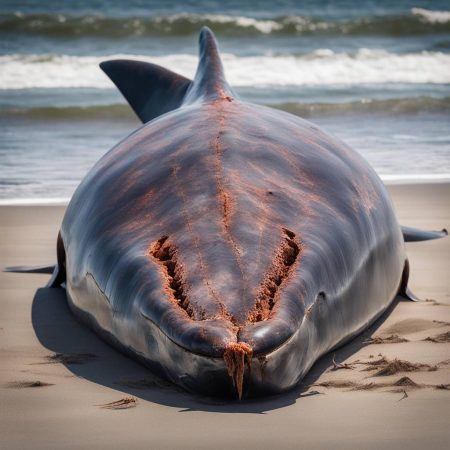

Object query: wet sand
[0,183,449,449]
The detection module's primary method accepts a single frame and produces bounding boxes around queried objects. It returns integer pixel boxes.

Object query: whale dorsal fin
[184,26,236,104]
[100,27,235,124]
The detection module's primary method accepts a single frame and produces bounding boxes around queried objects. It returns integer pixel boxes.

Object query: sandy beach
[0,183,449,450]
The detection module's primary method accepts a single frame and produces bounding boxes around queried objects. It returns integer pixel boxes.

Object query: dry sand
[0,183,449,450]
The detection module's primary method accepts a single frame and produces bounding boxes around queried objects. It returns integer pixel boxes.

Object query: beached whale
[9,27,447,399]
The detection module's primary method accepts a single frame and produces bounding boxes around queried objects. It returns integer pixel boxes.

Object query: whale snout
[140,302,305,398]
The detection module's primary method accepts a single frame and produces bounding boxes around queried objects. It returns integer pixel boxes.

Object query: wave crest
[412,8,450,24]
[1,50,450,89]
[2,11,450,38]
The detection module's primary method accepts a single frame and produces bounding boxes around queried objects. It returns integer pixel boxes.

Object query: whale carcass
[33,28,448,399]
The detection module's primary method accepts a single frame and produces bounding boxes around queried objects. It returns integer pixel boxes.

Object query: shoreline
[0,182,449,449]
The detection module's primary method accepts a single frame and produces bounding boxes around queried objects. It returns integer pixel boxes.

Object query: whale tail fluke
[100,60,191,123]
[100,27,235,123]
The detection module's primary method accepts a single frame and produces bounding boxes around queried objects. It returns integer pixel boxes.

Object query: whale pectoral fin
[100,60,192,123]
[46,264,65,288]
[400,287,421,302]
[399,227,447,300]
[46,232,66,288]
[398,259,421,302]
[7,232,67,288]
[401,226,448,242]
[4,265,55,274]
[4,264,65,288]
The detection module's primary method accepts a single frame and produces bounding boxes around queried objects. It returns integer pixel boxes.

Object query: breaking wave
[1,9,450,38]
[1,49,450,89]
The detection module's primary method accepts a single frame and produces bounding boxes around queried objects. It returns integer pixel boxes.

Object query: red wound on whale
[149,236,195,319]
[223,342,253,400]
[247,228,301,323]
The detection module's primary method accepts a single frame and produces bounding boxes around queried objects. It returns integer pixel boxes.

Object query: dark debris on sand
[97,397,137,410]
[7,380,54,388]
[424,331,450,343]
[359,356,435,376]
[392,376,419,387]
[329,355,355,371]
[364,335,409,345]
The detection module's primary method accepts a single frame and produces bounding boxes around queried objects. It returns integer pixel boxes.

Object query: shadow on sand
[32,286,400,414]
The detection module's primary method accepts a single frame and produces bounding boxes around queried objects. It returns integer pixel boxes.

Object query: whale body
[40,27,447,399]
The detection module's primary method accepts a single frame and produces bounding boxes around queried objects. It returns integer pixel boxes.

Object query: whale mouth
[139,308,296,399]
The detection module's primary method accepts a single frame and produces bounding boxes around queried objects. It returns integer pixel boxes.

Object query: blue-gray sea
[1,0,450,203]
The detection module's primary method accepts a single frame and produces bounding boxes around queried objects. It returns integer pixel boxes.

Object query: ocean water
[1,0,450,203]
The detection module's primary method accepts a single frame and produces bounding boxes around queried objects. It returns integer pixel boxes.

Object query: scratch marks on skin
[351,173,379,214]
[171,157,230,320]
[264,142,338,221]
[223,167,279,276]
[252,187,282,284]
[247,228,302,323]
[305,292,326,319]
[218,88,234,103]
[211,99,244,264]
[210,97,248,317]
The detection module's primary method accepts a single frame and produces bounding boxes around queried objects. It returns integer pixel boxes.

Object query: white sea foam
[379,173,450,184]
[1,49,450,89]
[411,7,450,24]
[0,197,70,206]
[161,13,283,34]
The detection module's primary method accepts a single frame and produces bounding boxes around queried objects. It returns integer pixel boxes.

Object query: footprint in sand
[381,318,450,337]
